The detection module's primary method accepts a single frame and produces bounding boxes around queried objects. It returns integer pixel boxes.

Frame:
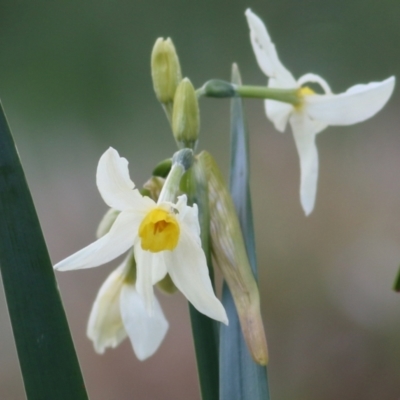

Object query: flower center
[138,208,180,252]
[295,86,315,111]
[298,86,315,97]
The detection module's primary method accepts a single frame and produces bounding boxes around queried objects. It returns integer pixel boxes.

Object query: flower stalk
[158,148,194,203]
[197,79,300,105]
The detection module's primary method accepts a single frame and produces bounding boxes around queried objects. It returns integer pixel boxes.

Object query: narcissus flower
[245,9,395,215]
[87,253,168,360]
[54,147,228,327]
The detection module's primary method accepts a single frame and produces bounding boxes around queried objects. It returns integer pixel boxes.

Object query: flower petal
[120,283,168,361]
[97,147,154,211]
[297,73,332,95]
[133,246,154,312]
[54,210,141,271]
[164,227,228,324]
[265,97,293,132]
[306,76,395,126]
[245,9,296,87]
[175,195,201,246]
[289,112,327,216]
[87,262,128,354]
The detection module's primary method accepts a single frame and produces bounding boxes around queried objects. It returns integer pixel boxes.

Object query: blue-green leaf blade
[393,264,400,292]
[0,102,88,399]
[182,164,219,400]
[219,64,270,400]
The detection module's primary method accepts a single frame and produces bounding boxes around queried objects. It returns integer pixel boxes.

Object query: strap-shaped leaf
[393,264,400,292]
[219,64,270,400]
[0,102,88,399]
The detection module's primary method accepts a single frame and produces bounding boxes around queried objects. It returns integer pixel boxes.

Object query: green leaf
[393,264,400,292]
[0,102,88,400]
[219,64,270,400]
[181,162,219,400]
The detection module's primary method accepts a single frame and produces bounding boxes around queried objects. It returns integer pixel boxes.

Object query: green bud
[198,151,269,366]
[172,78,200,149]
[96,208,120,238]
[152,158,172,178]
[151,38,182,105]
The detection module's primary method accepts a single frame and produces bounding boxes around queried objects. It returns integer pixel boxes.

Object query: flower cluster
[54,9,395,365]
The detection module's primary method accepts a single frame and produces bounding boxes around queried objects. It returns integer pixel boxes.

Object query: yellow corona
[139,208,180,252]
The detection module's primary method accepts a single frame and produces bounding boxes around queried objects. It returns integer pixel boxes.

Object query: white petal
[164,228,228,324]
[175,196,201,246]
[245,9,296,87]
[120,283,168,361]
[289,112,327,216]
[87,262,128,354]
[133,246,154,313]
[297,73,332,95]
[151,254,168,284]
[306,76,395,126]
[54,210,141,271]
[97,147,154,211]
[265,98,293,132]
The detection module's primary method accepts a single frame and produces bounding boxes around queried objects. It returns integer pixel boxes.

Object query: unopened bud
[152,158,172,178]
[198,151,268,365]
[172,78,199,149]
[151,38,182,105]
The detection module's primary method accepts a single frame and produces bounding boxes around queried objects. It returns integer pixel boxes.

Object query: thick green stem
[158,148,194,203]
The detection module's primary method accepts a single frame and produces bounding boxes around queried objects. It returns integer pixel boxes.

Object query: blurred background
[0,0,400,398]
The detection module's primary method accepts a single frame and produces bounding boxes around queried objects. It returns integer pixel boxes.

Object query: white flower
[87,253,168,360]
[54,147,228,326]
[245,9,395,215]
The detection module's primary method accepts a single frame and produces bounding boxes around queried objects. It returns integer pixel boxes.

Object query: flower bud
[172,78,200,149]
[151,38,182,105]
[152,158,172,178]
[198,151,268,365]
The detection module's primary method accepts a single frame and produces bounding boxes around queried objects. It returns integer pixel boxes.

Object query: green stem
[158,148,194,203]
[197,79,300,105]
[236,85,299,105]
